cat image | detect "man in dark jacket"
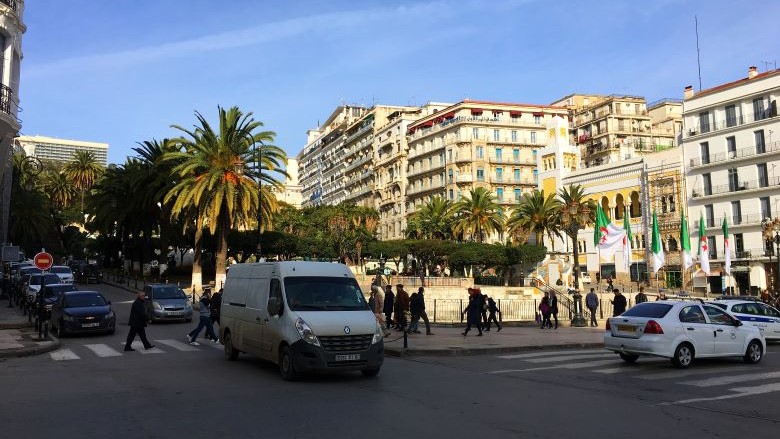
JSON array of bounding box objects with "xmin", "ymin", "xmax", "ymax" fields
[
  {"xmin": 383, "ymin": 285, "xmax": 395, "ymax": 329},
  {"xmin": 124, "ymin": 290, "xmax": 154, "ymax": 351},
  {"xmin": 612, "ymin": 289, "xmax": 627, "ymax": 316},
  {"xmin": 408, "ymin": 291, "xmax": 422, "ymax": 334},
  {"xmin": 210, "ymin": 288, "xmax": 223, "ymax": 326},
  {"xmin": 549, "ymin": 290, "xmax": 559, "ymax": 329},
  {"xmin": 634, "ymin": 286, "xmax": 648, "ymax": 304},
  {"xmin": 462, "ymin": 288, "xmax": 484, "ymax": 336},
  {"xmin": 485, "ymin": 296, "xmax": 502, "ymax": 332}
]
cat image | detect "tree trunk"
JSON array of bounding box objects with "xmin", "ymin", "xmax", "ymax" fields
[
  {"xmin": 191, "ymin": 215, "xmax": 204, "ymax": 294},
  {"xmin": 214, "ymin": 212, "xmax": 229, "ymax": 289}
]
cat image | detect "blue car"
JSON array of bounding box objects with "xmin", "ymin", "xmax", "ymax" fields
[{"xmin": 51, "ymin": 291, "xmax": 116, "ymax": 337}]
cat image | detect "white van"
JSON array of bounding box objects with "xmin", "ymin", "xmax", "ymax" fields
[{"xmin": 220, "ymin": 261, "xmax": 384, "ymax": 380}]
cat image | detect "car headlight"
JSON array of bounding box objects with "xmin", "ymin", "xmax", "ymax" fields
[
  {"xmin": 371, "ymin": 322, "xmax": 383, "ymax": 345},
  {"xmin": 105, "ymin": 311, "xmax": 114, "ymax": 319},
  {"xmin": 152, "ymin": 301, "xmax": 162, "ymax": 311},
  {"xmin": 295, "ymin": 318, "xmax": 321, "ymax": 347},
  {"xmin": 63, "ymin": 314, "xmax": 76, "ymax": 322}
]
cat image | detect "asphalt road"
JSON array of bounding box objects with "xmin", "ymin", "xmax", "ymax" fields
[{"xmin": 0, "ymin": 282, "xmax": 778, "ymax": 438}]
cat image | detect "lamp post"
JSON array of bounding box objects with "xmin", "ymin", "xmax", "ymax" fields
[
  {"xmin": 255, "ymin": 142, "xmax": 263, "ymax": 260},
  {"xmin": 761, "ymin": 218, "xmax": 780, "ymax": 295}
]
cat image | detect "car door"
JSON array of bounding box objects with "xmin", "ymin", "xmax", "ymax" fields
[
  {"xmin": 678, "ymin": 305, "xmax": 714, "ymax": 356},
  {"xmin": 244, "ymin": 278, "xmax": 268, "ymax": 357},
  {"xmin": 262, "ymin": 278, "xmax": 285, "ymax": 359},
  {"xmin": 758, "ymin": 304, "xmax": 780, "ymax": 339},
  {"xmin": 703, "ymin": 305, "xmax": 744, "ymax": 355}
]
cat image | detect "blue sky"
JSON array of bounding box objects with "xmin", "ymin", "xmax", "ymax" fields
[{"xmin": 20, "ymin": 0, "xmax": 780, "ymax": 164}]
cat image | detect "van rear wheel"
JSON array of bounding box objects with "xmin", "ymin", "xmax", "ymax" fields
[
  {"xmin": 279, "ymin": 346, "xmax": 298, "ymax": 381},
  {"xmin": 224, "ymin": 331, "xmax": 239, "ymax": 361}
]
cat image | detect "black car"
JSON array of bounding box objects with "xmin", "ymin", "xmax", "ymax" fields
[
  {"xmin": 75, "ymin": 263, "xmax": 103, "ymax": 284},
  {"xmin": 39, "ymin": 283, "xmax": 79, "ymax": 318},
  {"xmin": 51, "ymin": 291, "xmax": 116, "ymax": 337}
]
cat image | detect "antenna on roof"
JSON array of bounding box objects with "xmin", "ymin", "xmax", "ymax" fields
[
  {"xmin": 695, "ymin": 15, "xmax": 703, "ymax": 91},
  {"xmin": 761, "ymin": 61, "xmax": 778, "ymax": 71}
]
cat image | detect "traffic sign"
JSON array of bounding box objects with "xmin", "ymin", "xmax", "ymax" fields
[
  {"xmin": 383, "ymin": 268, "xmax": 391, "ymax": 276},
  {"xmin": 34, "ymin": 252, "xmax": 53, "ymax": 271}
]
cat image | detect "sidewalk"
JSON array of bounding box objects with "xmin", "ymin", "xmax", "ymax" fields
[
  {"xmin": 383, "ymin": 324, "xmax": 604, "ymax": 357},
  {"xmin": 0, "ymin": 300, "xmax": 60, "ymax": 359}
]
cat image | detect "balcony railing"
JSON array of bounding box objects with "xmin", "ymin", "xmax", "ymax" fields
[
  {"xmin": 692, "ymin": 176, "xmax": 780, "ymax": 198},
  {"xmin": 689, "ymin": 140, "xmax": 780, "ymax": 168},
  {"xmin": 704, "ymin": 213, "xmax": 765, "ymax": 228},
  {"xmin": 686, "ymin": 110, "xmax": 778, "ymax": 138},
  {"xmin": 0, "ymin": 84, "xmax": 14, "ymax": 118},
  {"xmin": 0, "ymin": 0, "xmax": 18, "ymax": 11},
  {"xmin": 488, "ymin": 155, "xmax": 536, "ymax": 165}
]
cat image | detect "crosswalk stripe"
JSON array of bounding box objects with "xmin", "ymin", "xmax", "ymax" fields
[
  {"xmin": 681, "ymin": 371, "xmax": 780, "ymax": 387},
  {"xmin": 666, "ymin": 382, "xmax": 780, "ymax": 405},
  {"xmin": 498, "ymin": 349, "xmax": 602, "ymax": 360},
  {"xmin": 202, "ymin": 341, "xmax": 223, "ymax": 350},
  {"xmin": 84, "ymin": 344, "xmax": 122, "ymax": 357},
  {"xmin": 118, "ymin": 342, "xmax": 165, "ymax": 354},
  {"xmin": 593, "ymin": 367, "xmax": 628, "ymax": 374},
  {"xmin": 526, "ymin": 353, "xmax": 613, "ymax": 364},
  {"xmin": 638, "ymin": 366, "xmax": 748, "ymax": 381},
  {"xmin": 156, "ymin": 339, "xmax": 200, "ymax": 352},
  {"xmin": 50, "ymin": 349, "xmax": 80, "ymax": 361},
  {"xmin": 558, "ymin": 359, "xmax": 617, "ymax": 369}
]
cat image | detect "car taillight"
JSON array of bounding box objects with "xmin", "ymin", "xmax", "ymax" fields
[
  {"xmin": 605, "ymin": 320, "xmax": 611, "ymax": 331},
  {"xmin": 644, "ymin": 320, "xmax": 664, "ymax": 334}
]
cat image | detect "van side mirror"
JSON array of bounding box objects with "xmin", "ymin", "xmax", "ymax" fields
[{"xmin": 734, "ymin": 319, "xmax": 742, "ymax": 327}]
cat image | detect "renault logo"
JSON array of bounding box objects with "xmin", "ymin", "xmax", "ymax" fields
[{"xmin": 344, "ymin": 326, "xmax": 351, "ymax": 334}]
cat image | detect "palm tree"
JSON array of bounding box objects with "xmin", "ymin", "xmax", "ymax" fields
[
  {"xmin": 64, "ymin": 150, "xmax": 104, "ymax": 213},
  {"xmin": 508, "ymin": 189, "xmax": 560, "ymax": 247},
  {"xmin": 406, "ymin": 196, "xmax": 456, "ymax": 239},
  {"xmin": 43, "ymin": 170, "xmax": 76, "ymax": 210},
  {"xmin": 558, "ymin": 184, "xmax": 597, "ymax": 289},
  {"xmin": 453, "ymin": 188, "xmax": 504, "ymax": 243},
  {"xmin": 164, "ymin": 106, "xmax": 287, "ymax": 289}
]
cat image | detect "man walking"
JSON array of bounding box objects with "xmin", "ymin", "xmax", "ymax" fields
[
  {"xmin": 485, "ymin": 296, "xmax": 502, "ymax": 332},
  {"xmin": 187, "ymin": 289, "xmax": 218, "ymax": 345},
  {"xmin": 409, "ymin": 287, "xmax": 433, "ymax": 335},
  {"xmin": 586, "ymin": 288, "xmax": 599, "ymax": 327},
  {"xmin": 125, "ymin": 290, "xmax": 154, "ymax": 352},
  {"xmin": 394, "ymin": 284, "xmax": 410, "ymax": 332},
  {"xmin": 210, "ymin": 288, "xmax": 223, "ymax": 327},
  {"xmin": 549, "ymin": 290, "xmax": 559, "ymax": 329},
  {"xmin": 383, "ymin": 285, "xmax": 395, "ymax": 330},
  {"xmin": 611, "ymin": 289, "xmax": 627, "ymax": 316},
  {"xmin": 634, "ymin": 286, "xmax": 648, "ymax": 304}
]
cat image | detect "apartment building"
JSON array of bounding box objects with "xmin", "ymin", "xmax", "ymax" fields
[
  {"xmin": 683, "ymin": 66, "xmax": 780, "ymax": 295},
  {"xmin": 271, "ymin": 158, "xmax": 303, "ymax": 209},
  {"xmin": 405, "ymin": 100, "xmax": 567, "ymax": 241},
  {"xmin": 0, "ymin": 0, "xmax": 25, "ymax": 243},
  {"xmin": 553, "ymin": 94, "xmax": 680, "ymax": 168},
  {"xmin": 374, "ymin": 104, "xmax": 448, "ymax": 240},
  {"xmin": 16, "ymin": 135, "xmax": 110, "ymax": 166},
  {"xmin": 297, "ymin": 105, "xmax": 368, "ymax": 207}
]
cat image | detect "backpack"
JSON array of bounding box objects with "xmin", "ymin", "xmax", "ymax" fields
[{"xmin": 368, "ymin": 296, "xmax": 376, "ymax": 312}]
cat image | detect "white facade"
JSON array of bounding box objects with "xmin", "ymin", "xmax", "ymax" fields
[
  {"xmin": 272, "ymin": 158, "xmax": 303, "ymax": 208},
  {"xmin": 15, "ymin": 135, "xmax": 110, "ymax": 166},
  {"xmin": 683, "ymin": 66, "xmax": 780, "ymax": 295}
]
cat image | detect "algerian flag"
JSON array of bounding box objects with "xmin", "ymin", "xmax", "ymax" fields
[
  {"xmin": 596, "ymin": 205, "xmax": 625, "ymax": 260},
  {"xmin": 593, "ymin": 204, "xmax": 607, "ymax": 247},
  {"xmin": 651, "ymin": 211, "xmax": 664, "ymax": 274},
  {"xmin": 723, "ymin": 217, "xmax": 731, "ymax": 275},
  {"xmin": 698, "ymin": 213, "xmax": 710, "ymax": 275},
  {"xmin": 680, "ymin": 209, "xmax": 693, "ymax": 271},
  {"xmin": 622, "ymin": 207, "xmax": 632, "ymax": 270}
]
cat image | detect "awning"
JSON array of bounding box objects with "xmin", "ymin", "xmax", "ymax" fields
[
  {"xmin": 471, "ymin": 108, "xmax": 483, "ymax": 115},
  {"xmin": 509, "ymin": 111, "xmax": 522, "ymax": 117},
  {"xmin": 492, "ymin": 110, "xmax": 503, "ymax": 114},
  {"xmin": 532, "ymin": 111, "xmax": 544, "ymax": 117},
  {"xmin": 422, "ymin": 121, "xmax": 434, "ymax": 127},
  {"xmin": 444, "ymin": 112, "xmax": 456, "ymax": 119}
]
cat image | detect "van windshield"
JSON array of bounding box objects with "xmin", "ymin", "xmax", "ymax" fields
[{"xmin": 284, "ymin": 277, "xmax": 368, "ymax": 311}]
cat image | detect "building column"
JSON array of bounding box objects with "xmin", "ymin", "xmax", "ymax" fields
[{"xmin": 0, "ymin": 135, "xmax": 13, "ymax": 244}]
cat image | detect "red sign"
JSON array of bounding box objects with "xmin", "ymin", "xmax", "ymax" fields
[{"xmin": 34, "ymin": 252, "xmax": 53, "ymax": 271}]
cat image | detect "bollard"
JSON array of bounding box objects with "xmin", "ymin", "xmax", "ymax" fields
[
  {"xmin": 44, "ymin": 321, "xmax": 49, "ymax": 339},
  {"xmin": 433, "ymin": 299, "xmax": 437, "ymax": 323},
  {"xmin": 403, "ymin": 330, "xmax": 408, "ymax": 349}
]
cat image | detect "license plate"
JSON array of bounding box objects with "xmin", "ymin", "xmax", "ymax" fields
[
  {"xmin": 617, "ymin": 325, "xmax": 634, "ymax": 332},
  {"xmin": 334, "ymin": 354, "xmax": 360, "ymax": 361},
  {"xmin": 167, "ymin": 311, "xmax": 183, "ymax": 316},
  {"xmin": 81, "ymin": 323, "xmax": 100, "ymax": 328}
]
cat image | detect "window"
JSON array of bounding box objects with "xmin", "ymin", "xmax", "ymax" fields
[
  {"xmin": 513, "ymin": 148, "xmax": 520, "ymax": 162},
  {"xmin": 726, "ymin": 136, "xmax": 736, "ymax": 158},
  {"xmin": 513, "ymin": 168, "xmax": 520, "ymax": 182},
  {"xmin": 283, "ymin": 276, "xmax": 366, "ymax": 311},
  {"xmin": 476, "ymin": 168, "xmax": 484, "ymax": 181},
  {"xmin": 493, "ymin": 129, "xmax": 500, "ymax": 141},
  {"xmin": 448, "ymin": 169, "xmax": 454, "ymax": 183},
  {"xmin": 472, "ymin": 128, "xmax": 480, "ymax": 139},
  {"xmin": 755, "ymin": 130, "xmax": 766, "ymax": 154},
  {"xmin": 427, "ymin": 157, "xmax": 433, "ymax": 169},
  {"xmin": 735, "ymin": 233, "xmax": 744, "ymax": 255},
  {"xmin": 530, "ymin": 131, "xmax": 537, "ymax": 144},
  {"xmin": 708, "ymin": 236, "xmax": 717, "ymax": 258},
  {"xmin": 704, "ymin": 305, "xmax": 735, "ymax": 325},
  {"xmin": 761, "ymin": 197, "xmax": 772, "ymax": 219},
  {"xmin": 533, "ymin": 169, "xmax": 538, "ymax": 183},
  {"xmin": 476, "ymin": 146, "xmax": 484, "ymax": 159},
  {"xmin": 679, "ymin": 305, "xmax": 706, "ymax": 323},
  {"xmin": 268, "ymin": 278, "xmax": 283, "ymax": 315},
  {"xmin": 758, "ymin": 163, "xmax": 768, "ymax": 187},
  {"xmin": 496, "ymin": 188, "xmax": 504, "ymax": 202},
  {"xmin": 728, "ymin": 168, "xmax": 739, "ymax": 191},
  {"xmin": 514, "ymin": 188, "xmax": 521, "ymax": 202},
  {"xmin": 448, "ymin": 149, "xmax": 453, "ymax": 161},
  {"xmin": 753, "ymin": 97, "xmax": 766, "ymax": 121},
  {"xmin": 760, "ymin": 304, "xmax": 780, "ymax": 318},
  {"xmin": 495, "ymin": 148, "xmax": 503, "ymax": 162},
  {"xmin": 731, "ymin": 200, "xmax": 742, "ymax": 225},
  {"xmin": 699, "ymin": 111, "xmax": 710, "ymax": 133},
  {"xmin": 449, "ymin": 189, "xmax": 454, "ymax": 200},
  {"xmin": 511, "ymin": 131, "xmax": 518, "ymax": 142},
  {"xmin": 725, "ymin": 104, "xmax": 737, "ymax": 127},
  {"xmin": 703, "ymin": 174, "xmax": 712, "ymax": 195},
  {"xmin": 705, "ymin": 205, "xmax": 714, "ymax": 227},
  {"xmin": 495, "ymin": 167, "xmax": 503, "ymax": 182},
  {"xmin": 700, "ymin": 142, "xmax": 710, "ymax": 164},
  {"xmin": 534, "ymin": 115, "xmax": 541, "ymax": 125}
]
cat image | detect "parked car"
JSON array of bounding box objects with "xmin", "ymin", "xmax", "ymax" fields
[
  {"xmin": 25, "ymin": 273, "xmax": 61, "ymax": 303},
  {"xmin": 708, "ymin": 299, "xmax": 780, "ymax": 341},
  {"xmin": 604, "ymin": 300, "xmax": 765, "ymax": 368},
  {"xmin": 144, "ymin": 284, "xmax": 193, "ymax": 323},
  {"xmin": 50, "ymin": 266, "xmax": 75, "ymax": 284},
  {"xmin": 75, "ymin": 263, "xmax": 103, "ymax": 284},
  {"xmin": 40, "ymin": 283, "xmax": 79, "ymax": 318},
  {"xmin": 579, "ymin": 273, "xmax": 592, "ymax": 284},
  {"xmin": 51, "ymin": 291, "xmax": 116, "ymax": 337}
]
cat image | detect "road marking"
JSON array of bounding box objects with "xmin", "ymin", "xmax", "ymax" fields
[
  {"xmin": 202, "ymin": 341, "xmax": 223, "ymax": 350},
  {"xmin": 84, "ymin": 344, "xmax": 122, "ymax": 357},
  {"xmin": 489, "ymin": 359, "xmax": 618, "ymax": 374},
  {"xmin": 118, "ymin": 342, "xmax": 165, "ymax": 354},
  {"xmin": 155, "ymin": 339, "xmax": 200, "ymax": 352},
  {"xmin": 526, "ymin": 353, "xmax": 613, "ymax": 364},
  {"xmin": 593, "ymin": 367, "xmax": 628, "ymax": 374},
  {"xmin": 664, "ymin": 382, "xmax": 780, "ymax": 405},
  {"xmin": 498, "ymin": 349, "xmax": 603, "ymax": 360},
  {"xmin": 638, "ymin": 366, "xmax": 747, "ymax": 381},
  {"xmin": 50, "ymin": 349, "xmax": 80, "ymax": 361},
  {"xmin": 682, "ymin": 371, "xmax": 780, "ymax": 387}
]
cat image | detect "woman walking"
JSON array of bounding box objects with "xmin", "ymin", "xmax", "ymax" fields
[
  {"xmin": 462, "ymin": 288, "xmax": 484, "ymax": 336},
  {"xmin": 539, "ymin": 291, "xmax": 552, "ymax": 329}
]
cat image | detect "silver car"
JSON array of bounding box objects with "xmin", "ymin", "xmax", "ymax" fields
[{"xmin": 144, "ymin": 284, "xmax": 193, "ymax": 323}]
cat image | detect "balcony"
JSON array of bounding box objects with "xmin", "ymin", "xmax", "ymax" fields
[
  {"xmin": 0, "ymin": 84, "xmax": 16, "ymax": 121},
  {"xmin": 488, "ymin": 155, "xmax": 536, "ymax": 165},
  {"xmin": 343, "ymin": 154, "xmax": 373, "ymax": 174},
  {"xmin": 456, "ymin": 175, "xmax": 473, "ymax": 183},
  {"xmin": 689, "ymin": 140, "xmax": 780, "ymax": 168},
  {"xmin": 692, "ymin": 176, "xmax": 780, "ymax": 199},
  {"xmin": 703, "ymin": 213, "xmax": 765, "ymax": 229},
  {"xmin": 0, "ymin": 0, "xmax": 18, "ymax": 11},
  {"xmin": 344, "ymin": 124, "xmax": 373, "ymax": 145},
  {"xmin": 406, "ymin": 183, "xmax": 444, "ymax": 197},
  {"xmin": 407, "ymin": 163, "xmax": 444, "ymax": 179},
  {"xmin": 686, "ymin": 110, "xmax": 779, "ymax": 138}
]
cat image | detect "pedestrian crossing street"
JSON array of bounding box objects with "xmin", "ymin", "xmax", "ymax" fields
[
  {"xmin": 49, "ymin": 338, "xmax": 223, "ymax": 361},
  {"xmin": 489, "ymin": 349, "xmax": 780, "ymax": 405}
]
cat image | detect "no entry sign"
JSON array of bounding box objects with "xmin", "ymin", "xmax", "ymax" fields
[{"xmin": 34, "ymin": 252, "xmax": 53, "ymax": 271}]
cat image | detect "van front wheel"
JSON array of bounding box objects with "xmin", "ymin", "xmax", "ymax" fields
[
  {"xmin": 279, "ymin": 346, "xmax": 298, "ymax": 381},
  {"xmin": 224, "ymin": 331, "xmax": 239, "ymax": 361}
]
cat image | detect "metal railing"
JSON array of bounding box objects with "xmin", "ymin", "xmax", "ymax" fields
[
  {"xmin": 0, "ymin": 85, "xmax": 14, "ymax": 118},
  {"xmin": 693, "ymin": 176, "xmax": 780, "ymax": 198},
  {"xmin": 0, "ymin": 0, "xmax": 18, "ymax": 11},
  {"xmin": 689, "ymin": 141, "xmax": 780, "ymax": 167},
  {"xmin": 687, "ymin": 111, "xmax": 779, "ymax": 138}
]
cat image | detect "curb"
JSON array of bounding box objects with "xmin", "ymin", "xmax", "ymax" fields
[
  {"xmin": 0, "ymin": 321, "xmax": 33, "ymax": 330},
  {"xmin": 0, "ymin": 334, "xmax": 61, "ymax": 359},
  {"xmin": 384, "ymin": 342, "xmax": 604, "ymax": 357},
  {"xmin": 102, "ymin": 280, "xmax": 140, "ymax": 295}
]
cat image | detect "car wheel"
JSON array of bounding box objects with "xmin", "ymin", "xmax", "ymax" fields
[
  {"xmin": 671, "ymin": 342, "xmax": 694, "ymax": 368},
  {"xmin": 361, "ymin": 367, "xmax": 381, "ymax": 378},
  {"xmin": 224, "ymin": 331, "xmax": 239, "ymax": 361},
  {"xmin": 619, "ymin": 353, "xmax": 639, "ymax": 364},
  {"xmin": 744, "ymin": 339, "xmax": 763, "ymax": 364},
  {"xmin": 279, "ymin": 345, "xmax": 297, "ymax": 381}
]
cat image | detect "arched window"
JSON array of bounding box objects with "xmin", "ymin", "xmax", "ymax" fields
[
  {"xmin": 630, "ymin": 191, "xmax": 641, "ymax": 218},
  {"xmin": 615, "ymin": 194, "xmax": 625, "ymax": 220},
  {"xmin": 669, "ymin": 196, "xmax": 676, "ymax": 212},
  {"xmin": 601, "ymin": 196, "xmax": 611, "ymax": 220},
  {"xmin": 668, "ymin": 237, "xmax": 678, "ymax": 251},
  {"xmin": 661, "ymin": 197, "xmax": 667, "ymax": 214}
]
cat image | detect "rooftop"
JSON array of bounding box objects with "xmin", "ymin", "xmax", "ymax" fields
[
  {"xmin": 686, "ymin": 68, "xmax": 780, "ymax": 100},
  {"xmin": 16, "ymin": 135, "xmax": 108, "ymax": 148}
]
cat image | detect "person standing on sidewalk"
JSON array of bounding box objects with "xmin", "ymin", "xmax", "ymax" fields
[
  {"xmin": 634, "ymin": 286, "xmax": 648, "ymax": 304},
  {"xmin": 611, "ymin": 289, "xmax": 627, "ymax": 316},
  {"xmin": 539, "ymin": 292, "xmax": 552, "ymax": 329},
  {"xmin": 124, "ymin": 290, "xmax": 154, "ymax": 352},
  {"xmin": 485, "ymin": 296, "xmax": 502, "ymax": 332},
  {"xmin": 586, "ymin": 288, "xmax": 599, "ymax": 327},
  {"xmin": 371, "ymin": 285, "xmax": 391, "ymax": 337},
  {"xmin": 187, "ymin": 290, "xmax": 218, "ymax": 345},
  {"xmin": 462, "ymin": 288, "xmax": 483, "ymax": 336},
  {"xmin": 416, "ymin": 287, "xmax": 433, "ymax": 335},
  {"xmin": 549, "ymin": 290, "xmax": 559, "ymax": 329},
  {"xmin": 394, "ymin": 284, "xmax": 410, "ymax": 332},
  {"xmin": 383, "ymin": 285, "xmax": 395, "ymax": 330},
  {"xmin": 407, "ymin": 290, "xmax": 422, "ymax": 334}
]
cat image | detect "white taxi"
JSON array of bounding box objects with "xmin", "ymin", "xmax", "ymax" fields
[
  {"xmin": 707, "ymin": 299, "xmax": 780, "ymax": 341},
  {"xmin": 604, "ymin": 300, "xmax": 765, "ymax": 368}
]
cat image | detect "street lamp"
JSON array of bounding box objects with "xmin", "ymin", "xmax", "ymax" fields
[
  {"xmin": 761, "ymin": 218, "xmax": 780, "ymax": 295},
  {"xmin": 254, "ymin": 142, "xmax": 263, "ymax": 260}
]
